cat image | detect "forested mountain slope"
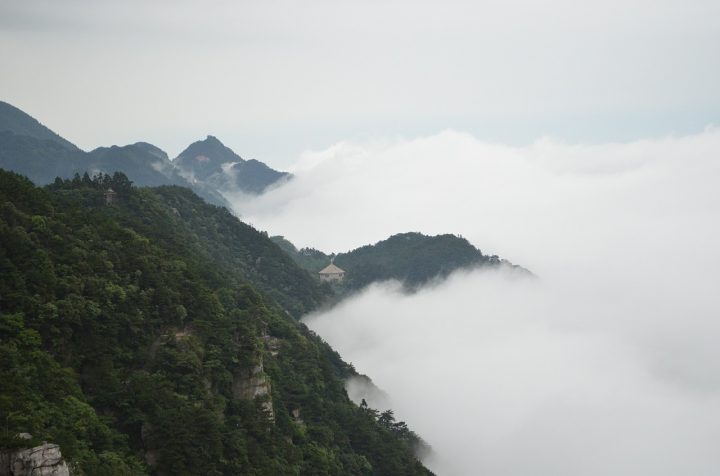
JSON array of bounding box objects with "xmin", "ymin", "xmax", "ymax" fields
[
  {"xmin": 0, "ymin": 170, "xmax": 432, "ymax": 475},
  {"xmin": 273, "ymin": 232, "xmax": 526, "ymax": 292},
  {"xmin": 0, "ymin": 130, "xmax": 86, "ymax": 185}
]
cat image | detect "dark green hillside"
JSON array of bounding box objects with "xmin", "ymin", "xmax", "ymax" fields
[
  {"xmin": 111, "ymin": 184, "xmax": 332, "ymax": 318},
  {"xmin": 272, "ymin": 236, "xmax": 332, "ymax": 274},
  {"xmin": 335, "ymin": 232, "xmax": 506, "ymax": 290},
  {"xmin": 0, "ymin": 101, "xmax": 79, "ymax": 151},
  {"xmin": 0, "ymin": 131, "xmax": 86, "ymax": 184},
  {"xmin": 0, "ymin": 170, "xmax": 432, "ymax": 475},
  {"xmin": 274, "ymin": 232, "xmax": 523, "ymax": 292}
]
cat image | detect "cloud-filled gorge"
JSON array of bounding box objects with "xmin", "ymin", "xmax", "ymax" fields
[{"xmin": 233, "ymin": 129, "xmax": 720, "ymax": 475}]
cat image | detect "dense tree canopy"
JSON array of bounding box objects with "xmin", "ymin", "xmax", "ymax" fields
[
  {"xmin": 0, "ymin": 170, "xmax": 432, "ymax": 475},
  {"xmin": 273, "ymin": 231, "xmax": 523, "ymax": 293}
]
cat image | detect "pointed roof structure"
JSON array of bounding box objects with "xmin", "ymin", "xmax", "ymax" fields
[{"xmin": 319, "ymin": 263, "xmax": 345, "ymax": 275}]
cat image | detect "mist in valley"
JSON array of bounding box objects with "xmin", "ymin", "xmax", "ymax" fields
[{"xmin": 231, "ymin": 129, "xmax": 720, "ymax": 475}]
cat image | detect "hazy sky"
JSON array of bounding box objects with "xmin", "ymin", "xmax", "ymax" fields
[{"xmin": 1, "ymin": 0, "xmax": 719, "ymax": 167}]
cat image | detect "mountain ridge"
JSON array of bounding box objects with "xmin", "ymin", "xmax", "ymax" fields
[
  {"xmin": 0, "ymin": 101, "xmax": 80, "ymax": 151},
  {"xmin": 0, "ymin": 101, "xmax": 289, "ymax": 203},
  {"xmin": 174, "ymin": 135, "xmax": 290, "ymax": 195},
  {"xmin": 273, "ymin": 232, "xmax": 529, "ymax": 292}
]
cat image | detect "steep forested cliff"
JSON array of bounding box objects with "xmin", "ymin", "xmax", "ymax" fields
[{"xmin": 0, "ymin": 170, "xmax": 432, "ymax": 475}]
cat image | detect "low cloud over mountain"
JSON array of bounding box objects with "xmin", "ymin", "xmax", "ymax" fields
[{"xmin": 236, "ymin": 128, "xmax": 720, "ymax": 475}]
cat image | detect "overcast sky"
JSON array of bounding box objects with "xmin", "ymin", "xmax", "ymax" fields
[{"xmin": 1, "ymin": 0, "xmax": 719, "ymax": 167}]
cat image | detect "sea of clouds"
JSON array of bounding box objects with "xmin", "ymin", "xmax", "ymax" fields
[{"xmin": 231, "ymin": 129, "xmax": 720, "ymax": 475}]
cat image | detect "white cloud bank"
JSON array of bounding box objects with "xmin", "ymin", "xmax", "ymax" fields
[{"xmin": 233, "ymin": 129, "xmax": 720, "ymax": 475}]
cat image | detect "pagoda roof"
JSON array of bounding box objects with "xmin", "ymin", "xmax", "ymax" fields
[{"xmin": 319, "ymin": 263, "xmax": 345, "ymax": 275}]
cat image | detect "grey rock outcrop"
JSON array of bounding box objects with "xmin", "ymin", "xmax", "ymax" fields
[
  {"xmin": 0, "ymin": 443, "xmax": 70, "ymax": 476},
  {"xmin": 233, "ymin": 357, "xmax": 274, "ymax": 418}
]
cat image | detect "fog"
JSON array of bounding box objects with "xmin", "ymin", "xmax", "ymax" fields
[{"xmin": 232, "ymin": 129, "xmax": 720, "ymax": 474}]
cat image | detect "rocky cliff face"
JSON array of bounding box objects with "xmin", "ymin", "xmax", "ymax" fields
[
  {"xmin": 233, "ymin": 357, "xmax": 274, "ymax": 418},
  {"xmin": 0, "ymin": 442, "xmax": 70, "ymax": 476}
]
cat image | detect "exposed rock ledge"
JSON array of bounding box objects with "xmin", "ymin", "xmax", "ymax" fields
[
  {"xmin": 233, "ymin": 357, "xmax": 274, "ymax": 419},
  {"xmin": 0, "ymin": 442, "xmax": 70, "ymax": 476}
]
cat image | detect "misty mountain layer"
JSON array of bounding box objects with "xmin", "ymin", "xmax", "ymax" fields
[
  {"xmin": 0, "ymin": 101, "xmax": 288, "ymax": 206},
  {"xmin": 175, "ymin": 135, "xmax": 290, "ymax": 194}
]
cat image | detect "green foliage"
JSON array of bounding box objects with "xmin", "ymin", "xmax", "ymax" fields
[
  {"xmin": 0, "ymin": 169, "xmax": 432, "ymax": 475},
  {"xmin": 275, "ymin": 232, "xmax": 520, "ymax": 293},
  {"xmin": 271, "ymin": 236, "xmax": 333, "ymax": 274},
  {"xmin": 335, "ymin": 232, "xmax": 502, "ymax": 290}
]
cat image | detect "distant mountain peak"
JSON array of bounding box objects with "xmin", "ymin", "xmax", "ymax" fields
[
  {"xmin": 174, "ymin": 135, "xmax": 290, "ymax": 194},
  {"xmin": 192, "ymin": 134, "xmax": 234, "ymax": 151}
]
